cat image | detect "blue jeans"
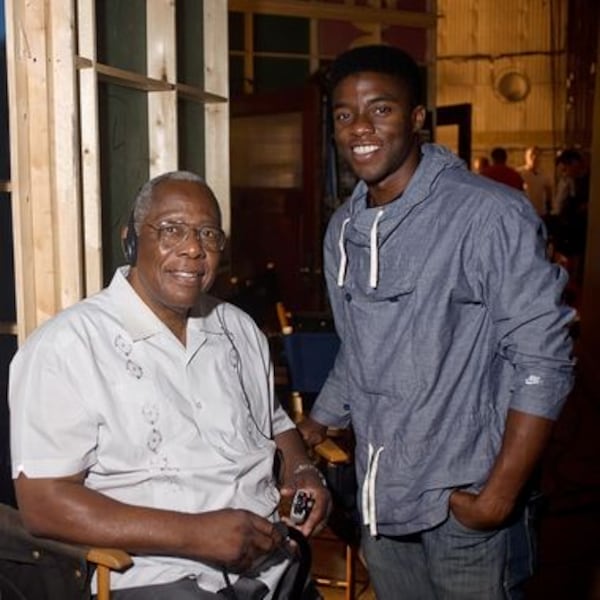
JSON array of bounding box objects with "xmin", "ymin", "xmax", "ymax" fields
[{"xmin": 361, "ymin": 504, "xmax": 536, "ymax": 599}]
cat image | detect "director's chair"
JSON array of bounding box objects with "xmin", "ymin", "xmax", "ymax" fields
[
  {"xmin": 276, "ymin": 302, "xmax": 360, "ymax": 600},
  {"xmin": 0, "ymin": 502, "xmax": 132, "ymax": 600}
]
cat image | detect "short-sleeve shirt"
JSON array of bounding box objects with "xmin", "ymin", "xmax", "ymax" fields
[
  {"xmin": 517, "ymin": 166, "xmax": 552, "ymax": 215},
  {"xmin": 10, "ymin": 267, "xmax": 295, "ymax": 593}
]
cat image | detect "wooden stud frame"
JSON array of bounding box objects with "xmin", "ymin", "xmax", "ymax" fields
[
  {"xmin": 228, "ymin": 0, "xmax": 436, "ymax": 105},
  {"xmin": 5, "ymin": 0, "xmax": 229, "ymax": 341},
  {"xmin": 228, "ymin": 0, "xmax": 436, "ymax": 29}
]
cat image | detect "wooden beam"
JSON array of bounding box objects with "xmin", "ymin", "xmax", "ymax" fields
[
  {"xmin": 6, "ymin": 0, "xmax": 54, "ymax": 340},
  {"xmin": 228, "ymin": 0, "xmax": 436, "ymax": 29},
  {"xmin": 204, "ymin": 0, "xmax": 231, "ymax": 236},
  {"xmin": 77, "ymin": 0, "xmax": 103, "ymax": 296},
  {"xmin": 175, "ymin": 83, "xmax": 227, "ymax": 105},
  {"xmin": 48, "ymin": 0, "xmax": 84, "ymax": 308},
  {"xmin": 147, "ymin": 0, "xmax": 178, "ymax": 176},
  {"xmin": 0, "ymin": 322, "xmax": 18, "ymax": 335},
  {"xmin": 76, "ymin": 58, "xmax": 174, "ymax": 92}
]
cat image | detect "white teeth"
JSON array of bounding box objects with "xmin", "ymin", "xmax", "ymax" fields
[
  {"xmin": 353, "ymin": 145, "xmax": 378, "ymax": 155},
  {"xmin": 173, "ymin": 271, "xmax": 199, "ymax": 279}
]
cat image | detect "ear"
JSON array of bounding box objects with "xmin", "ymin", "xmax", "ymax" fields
[{"xmin": 411, "ymin": 105, "xmax": 426, "ymax": 132}]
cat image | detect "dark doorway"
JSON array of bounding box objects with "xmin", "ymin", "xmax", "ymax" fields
[
  {"xmin": 229, "ymin": 83, "xmax": 328, "ymax": 314},
  {"xmin": 435, "ymin": 103, "xmax": 473, "ymax": 167}
]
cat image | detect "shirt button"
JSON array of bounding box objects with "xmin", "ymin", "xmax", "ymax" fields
[{"xmin": 345, "ymin": 292, "xmax": 352, "ymax": 302}]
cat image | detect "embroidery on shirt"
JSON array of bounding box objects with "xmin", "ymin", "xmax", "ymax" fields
[
  {"xmin": 126, "ymin": 359, "xmax": 143, "ymax": 379},
  {"xmin": 114, "ymin": 334, "xmax": 144, "ymax": 378},
  {"xmin": 525, "ymin": 374, "xmax": 542, "ymax": 385},
  {"xmin": 113, "ymin": 334, "xmax": 172, "ymax": 474},
  {"xmin": 142, "ymin": 402, "xmax": 163, "ymax": 453},
  {"xmin": 147, "ymin": 428, "xmax": 163, "ymax": 452},
  {"xmin": 142, "ymin": 402, "xmax": 159, "ymax": 424},
  {"xmin": 113, "ymin": 334, "xmax": 132, "ymax": 356}
]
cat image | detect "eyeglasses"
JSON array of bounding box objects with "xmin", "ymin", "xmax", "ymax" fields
[{"xmin": 143, "ymin": 221, "xmax": 226, "ymax": 253}]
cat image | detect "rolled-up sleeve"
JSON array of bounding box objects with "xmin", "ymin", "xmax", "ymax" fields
[{"xmin": 480, "ymin": 205, "xmax": 575, "ymax": 419}]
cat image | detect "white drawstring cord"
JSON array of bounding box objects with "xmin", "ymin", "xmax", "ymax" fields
[
  {"xmin": 368, "ymin": 447, "xmax": 383, "ymax": 536},
  {"xmin": 362, "ymin": 442, "xmax": 384, "ymax": 536},
  {"xmin": 337, "ymin": 217, "xmax": 351, "ymax": 287},
  {"xmin": 362, "ymin": 443, "xmax": 374, "ymax": 527},
  {"xmin": 369, "ymin": 209, "xmax": 384, "ymax": 288}
]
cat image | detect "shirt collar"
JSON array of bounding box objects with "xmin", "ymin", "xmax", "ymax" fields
[{"xmin": 108, "ymin": 267, "xmax": 166, "ymax": 341}]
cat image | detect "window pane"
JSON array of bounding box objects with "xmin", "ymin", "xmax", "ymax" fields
[
  {"xmin": 176, "ymin": 0, "xmax": 204, "ymax": 87},
  {"xmin": 178, "ymin": 98, "xmax": 205, "ymax": 177},
  {"xmin": 98, "ymin": 83, "xmax": 149, "ymax": 283},
  {"xmin": 229, "ymin": 11, "xmax": 244, "ymax": 52},
  {"xmin": 229, "ymin": 56, "xmax": 244, "ymax": 96},
  {"xmin": 254, "ymin": 57, "xmax": 310, "ymax": 92},
  {"xmin": 96, "ymin": 0, "xmax": 147, "ymax": 75},
  {"xmin": 0, "ymin": 193, "xmax": 15, "ymax": 322},
  {"xmin": 253, "ymin": 15, "xmax": 309, "ymax": 54}
]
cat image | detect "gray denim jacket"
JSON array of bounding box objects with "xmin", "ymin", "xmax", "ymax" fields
[{"xmin": 311, "ymin": 143, "xmax": 574, "ymax": 537}]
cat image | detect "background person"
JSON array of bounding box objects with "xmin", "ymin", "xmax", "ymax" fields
[
  {"xmin": 10, "ymin": 171, "xmax": 330, "ymax": 599},
  {"xmin": 481, "ymin": 146, "xmax": 525, "ymax": 190},
  {"xmin": 517, "ymin": 145, "xmax": 553, "ymax": 217},
  {"xmin": 472, "ymin": 155, "xmax": 490, "ymax": 174},
  {"xmin": 299, "ymin": 45, "xmax": 574, "ymax": 599},
  {"xmin": 552, "ymin": 148, "xmax": 590, "ymax": 309}
]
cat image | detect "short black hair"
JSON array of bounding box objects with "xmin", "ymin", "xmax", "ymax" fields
[
  {"xmin": 555, "ymin": 148, "xmax": 583, "ymax": 166},
  {"xmin": 326, "ymin": 44, "xmax": 423, "ymax": 108},
  {"xmin": 490, "ymin": 147, "xmax": 508, "ymax": 163}
]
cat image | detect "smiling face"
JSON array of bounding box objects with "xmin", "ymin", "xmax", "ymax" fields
[
  {"xmin": 125, "ymin": 179, "xmax": 222, "ymax": 334},
  {"xmin": 332, "ymin": 71, "xmax": 425, "ymax": 205}
]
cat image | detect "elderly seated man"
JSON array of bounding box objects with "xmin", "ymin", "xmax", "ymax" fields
[{"xmin": 9, "ymin": 171, "xmax": 330, "ymax": 599}]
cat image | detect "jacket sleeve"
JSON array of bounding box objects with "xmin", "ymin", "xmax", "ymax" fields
[{"xmin": 478, "ymin": 201, "xmax": 575, "ymax": 419}]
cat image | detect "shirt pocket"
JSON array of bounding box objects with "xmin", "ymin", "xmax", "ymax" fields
[{"xmin": 346, "ymin": 278, "xmax": 419, "ymax": 398}]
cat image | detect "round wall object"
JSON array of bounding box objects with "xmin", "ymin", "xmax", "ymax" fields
[{"xmin": 495, "ymin": 70, "xmax": 531, "ymax": 102}]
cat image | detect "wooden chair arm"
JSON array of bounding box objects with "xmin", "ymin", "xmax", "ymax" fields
[
  {"xmin": 86, "ymin": 547, "xmax": 133, "ymax": 600},
  {"xmin": 314, "ymin": 437, "xmax": 351, "ymax": 464},
  {"xmin": 86, "ymin": 546, "xmax": 132, "ymax": 570}
]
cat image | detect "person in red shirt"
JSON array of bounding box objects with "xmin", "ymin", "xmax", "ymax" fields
[{"xmin": 481, "ymin": 147, "xmax": 525, "ymax": 191}]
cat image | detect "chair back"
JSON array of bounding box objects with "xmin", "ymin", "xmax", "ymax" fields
[
  {"xmin": 0, "ymin": 503, "xmax": 92, "ymax": 599},
  {"xmin": 281, "ymin": 332, "xmax": 340, "ymax": 395}
]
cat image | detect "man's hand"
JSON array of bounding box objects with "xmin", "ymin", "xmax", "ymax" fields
[
  {"xmin": 448, "ymin": 410, "xmax": 555, "ymax": 532},
  {"xmin": 280, "ymin": 466, "xmax": 331, "ymax": 538},
  {"xmin": 297, "ymin": 416, "xmax": 328, "ymax": 447},
  {"xmin": 196, "ymin": 508, "xmax": 285, "ymax": 572},
  {"xmin": 449, "ymin": 489, "xmax": 514, "ymax": 531}
]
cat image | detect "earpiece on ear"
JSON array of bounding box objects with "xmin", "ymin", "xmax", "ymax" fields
[{"xmin": 123, "ymin": 211, "xmax": 138, "ymax": 266}]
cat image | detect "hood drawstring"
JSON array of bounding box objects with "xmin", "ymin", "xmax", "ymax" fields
[
  {"xmin": 336, "ymin": 217, "xmax": 351, "ymax": 287},
  {"xmin": 369, "ymin": 209, "xmax": 384, "ymax": 288},
  {"xmin": 337, "ymin": 210, "xmax": 384, "ymax": 289},
  {"xmin": 362, "ymin": 442, "xmax": 384, "ymax": 536}
]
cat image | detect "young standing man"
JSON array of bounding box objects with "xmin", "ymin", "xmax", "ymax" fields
[{"xmin": 300, "ymin": 45, "xmax": 574, "ymax": 599}]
